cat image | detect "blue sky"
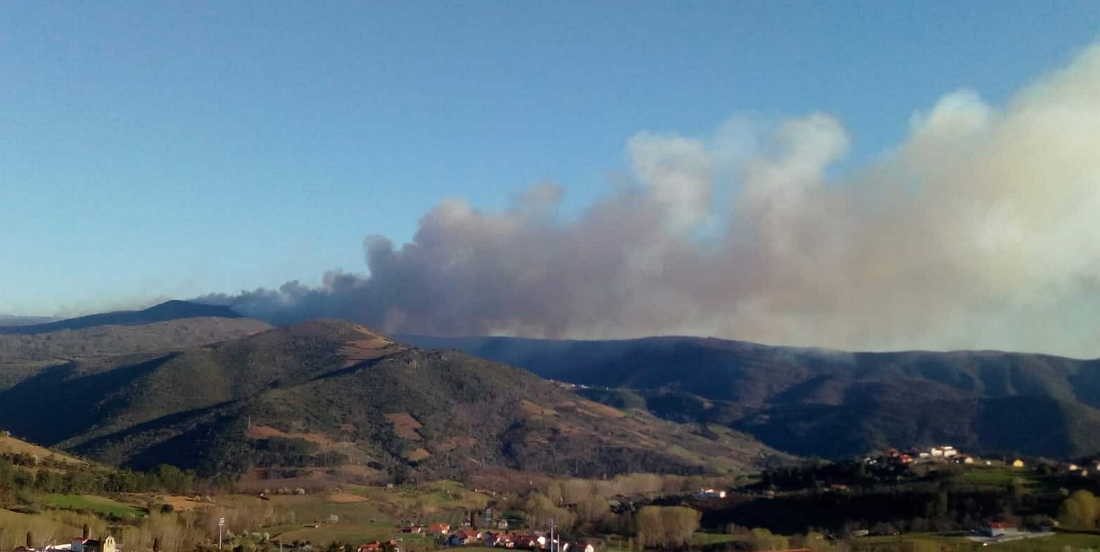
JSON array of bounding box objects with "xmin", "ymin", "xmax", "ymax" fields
[{"xmin": 2, "ymin": 1, "xmax": 1098, "ymax": 316}]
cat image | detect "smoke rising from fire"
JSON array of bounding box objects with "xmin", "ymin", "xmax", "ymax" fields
[{"xmin": 205, "ymin": 43, "xmax": 1100, "ymax": 357}]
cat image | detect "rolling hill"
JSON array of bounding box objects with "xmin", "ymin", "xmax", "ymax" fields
[
  {"xmin": 0, "ymin": 313, "xmax": 273, "ymax": 393},
  {"xmin": 0, "ymin": 314, "xmax": 60, "ymax": 327},
  {"xmin": 0, "ymin": 316, "xmax": 272, "ymax": 364},
  {"xmin": 0, "ymin": 430, "xmax": 86, "ymax": 466},
  {"xmin": 0, "ymin": 300, "xmax": 242, "ymax": 335},
  {"xmin": 0, "ymin": 321, "xmax": 779, "ymax": 483},
  {"xmin": 400, "ymin": 335, "xmax": 1100, "ymax": 459}
]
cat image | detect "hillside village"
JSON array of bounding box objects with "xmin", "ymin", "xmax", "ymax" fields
[
  {"xmin": 863, "ymin": 445, "xmax": 1100, "ymax": 477},
  {"xmin": 397, "ymin": 524, "xmax": 597, "ymax": 552}
]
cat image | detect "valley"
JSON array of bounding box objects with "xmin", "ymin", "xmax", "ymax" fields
[{"xmin": 4, "ymin": 302, "xmax": 1100, "ymax": 552}]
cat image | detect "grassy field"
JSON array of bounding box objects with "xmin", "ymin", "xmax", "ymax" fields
[
  {"xmin": 0, "ymin": 508, "xmax": 95, "ymax": 545},
  {"xmin": 0, "ymin": 434, "xmax": 85, "ymax": 465},
  {"xmin": 205, "ymin": 482, "xmax": 491, "ymax": 548},
  {"xmin": 851, "ymin": 531, "xmax": 1100, "ymax": 551},
  {"xmin": 249, "ymin": 482, "xmax": 487, "ymax": 525},
  {"xmin": 272, "ymin": 522, "xmax": 412, "ymax": 545},
  {"xmin": 993, "ymin": 532, "xmax": 1100, "ymax": 551},
  {"xmin": 690, "ymin": 532, "xmax": 739, "ymax": 546},
  {"xmin": 41, "ymin": 494, "xmax": 145, "ymax": 518},
  {"xmin": 952, "ymin": 466, "xmax": 1034, "ymax": 487}
]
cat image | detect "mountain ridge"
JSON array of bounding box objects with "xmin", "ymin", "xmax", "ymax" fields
[
  {"xmin": 400, "ymin": 333, "xmax": 1100, "ymax": 459},
  {"xmin": 0, "ymin": 314, "xmax": 61, "ymax": 327},
  {"xmin": 0, "ymin": 316, "xmax": 272, "ymax": 364},
  {"xmin": 0, "ymin": 300, "xmax": 242, "ymax": 335},
  {"xmin": 0, "ymin": 320, "xmax": 780, "ymax": 482}
]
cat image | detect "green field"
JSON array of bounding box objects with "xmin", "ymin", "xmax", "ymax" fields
[
  {"xmin": 41, "ymin": 494, "xmax": 146, "ymax": 518},
  {"xmin": 690, "ymin": 532, "xmax": 739, "ymax": 546},
  {"xmin": 851, "ymin": 531, "xmax": 1100, "ymax": 552},
  {"xmin": 993, "ymin": 532, "xmax": 1100, "ymax": 551},
  {"xmin": 211, "ymin": 483, "xmax": 491, "ymax": 549},
  {"xmin": 273, "ymin": 523, "xmax": 410, "ymax": 544},
  {"xmin": 952, "ymin": 467, "xmax": 1034, "ymax": 487}
]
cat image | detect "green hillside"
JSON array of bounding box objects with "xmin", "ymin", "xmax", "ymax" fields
[
  {"xmin": 0, "ymin": 316, "xmax": 271, "ymax": 365},
  {"xmin": 403, "ymin": 335, "xmax": 1100, "ymax": 459},
  {"xmin": 0, "ymin": 300, "xmax": 246, "ymax": 335},
  {"xmin": 0, "ymin": 321, "xmax": 779, "ymax": 483}
]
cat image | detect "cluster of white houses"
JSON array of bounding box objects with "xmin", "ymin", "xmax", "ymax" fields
[
  {"xmin": 869, "ymin": 446, "xmax": 1028, "ymax": 468},
  {"xmin": 870, "ymin": 446, "xmax": 1100, "ymax": 476},
  {"xmin": 399, "ymin": 525, "xmax": 595, "ymax": 552},
  {"xmin": 16, "ymin": 536, "xmax": 117, "ymax": 552},
  {"xmin": 1062, "ymin": 461, "xmax": 1100, "ymax": 476}
]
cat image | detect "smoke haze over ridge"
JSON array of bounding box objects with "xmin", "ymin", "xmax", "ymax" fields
[{"xmin": 204, "ymin": 42, "xmax": 1100, "ymax": 358}]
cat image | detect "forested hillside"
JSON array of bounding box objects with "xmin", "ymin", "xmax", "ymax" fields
[{"xmin": 403, "ymin": 335, "xmax": 1100, "ymax": 458}]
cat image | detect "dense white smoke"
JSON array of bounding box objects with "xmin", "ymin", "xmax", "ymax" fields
[{"xmin": 206, "ymin": 43, "xmax": 1100, "ymax": 357}]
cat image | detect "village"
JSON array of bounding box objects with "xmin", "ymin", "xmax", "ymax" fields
[
  {"xmin": 862, "ymin": 444, "xmax": 1096, "ymax": 474},
  {"xmin": 389, "ymin": 523, "xmax": 597, "ymax": 552},
  {"xmin": 863, "ymin": 445, "xmax": 1006, "ymax": 467},
  {"xmin": 7, "ymin": 443, "xmax": 1100, "ymax": 552}
]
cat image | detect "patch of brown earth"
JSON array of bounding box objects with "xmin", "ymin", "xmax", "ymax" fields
[
  {"xmin": 339, "ymin": 327, "xmax": 402, "ymax": 366},
  {"xmin": 435, "ymin": 436, "xmax": 477, "ymax": 452},
  {"xmin": 246, "ymin": 424, "xmax": 339, "ymax": 447},
  {"xmin": 326, "ymin": 492, "xmax": 368, "ymax": 503},
  {"xmin": 519, "ymin": 399, "xmax": 556, "ymax": 417},
  {"xmin": 235, "ymin": 467, "xmax": 339, "ymax": 493},
  {"xmin": 404, "ymin": 448, "xmax": 431, "ymax": 462},
  {"xmin": 384, "ymin": 412, "xmax": 423, "ymax": 440},
  {"xmin": 577, "ymin": 400, "xmax": 626, "ymax": 418},
  {"xmin": 158, "ymin": 495, "xmax": 211, "ymax": 511}
]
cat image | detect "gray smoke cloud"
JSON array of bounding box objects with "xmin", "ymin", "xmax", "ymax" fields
[{"xmin": 205, "ymin": 43, "xmax": 1100, "ymax": 358}]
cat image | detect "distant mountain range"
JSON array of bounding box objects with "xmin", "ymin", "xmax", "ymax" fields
[
  {"xmin": 0, "ymin": 300, "xmax": 242, "ymax": 335},
  {"xmin": 0, "ymin": 314, "xmax": 60, "ymax": 327},
  {"xmin": 401, "ymin": 335, "xmax": 1100, "ymax": 459},
  {"xmin": 0, "ymin": 303, "xmax": 777, "ymax": 482},
  {"xmin": 5, "ymin": 297, "xmax": 1099, "ymax": 482}
]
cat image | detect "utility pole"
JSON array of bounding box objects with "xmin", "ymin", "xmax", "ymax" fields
[
  {"xmin": 218, "ymin": 516, "xmax": 225, "ymax": 550},
  {"xmin": 549, "ymin": 518, "xmax": 555, "ymax": 552}
]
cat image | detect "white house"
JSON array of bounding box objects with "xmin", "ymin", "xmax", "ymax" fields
[{"xmin": 695, "ymin": 488, "xmax": 727, "ymax": 499}]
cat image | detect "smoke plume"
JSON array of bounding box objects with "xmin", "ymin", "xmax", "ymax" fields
[{"xmin": 205, "ymin": 43, "xmax": 1100, "ymax": 357}]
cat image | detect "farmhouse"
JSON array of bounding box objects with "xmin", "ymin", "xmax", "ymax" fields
[
  {"xmin": 980, "ymin": 521, "xmax": 1018, "ymax": 538},
  {"xmin": 71, "ymin": 537, "xmax": 115, "ymax": 552},
  {"xmin": 428, "ymin": 523, "xmax": 451, "ymax": 535},
  {"xmin": 695, "ymin": 488, "xmax": 727, "ymax": 499},
  {"xmin": 445, "ymin": 530, "xmax": 482, "ymax": 546},
  {"xmin": 357, "ymin": 540, "xmax": 400, "ymax": 552}
]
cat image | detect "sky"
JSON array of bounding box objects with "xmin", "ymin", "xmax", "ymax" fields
[{"xmin": 3, "ymin": 2, "xmax": 1100, "ymax": 355}]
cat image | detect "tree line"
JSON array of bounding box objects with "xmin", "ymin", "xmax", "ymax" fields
[{"xmin": 0, "ymin": 453, "xmax": 209, "ymax": 499}]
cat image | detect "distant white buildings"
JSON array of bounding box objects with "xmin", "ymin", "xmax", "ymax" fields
[
  {"xmin": 71, "ymin": 537, "xmax": 115, "ymax": 552},
  {"xmin": 695, "ymin": 488, "xmax": 727, "ymax": 499},
  {"xmin": 930, "ymin": 445, "xmax": 957, "ymax": 458},
  {"xmin": 880, "ymin": 445, "xmax": 971, "ymax": 466},
  {"xmin": 980, "ymin": 521, "xmax": 1017, "ymax": 538}
]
